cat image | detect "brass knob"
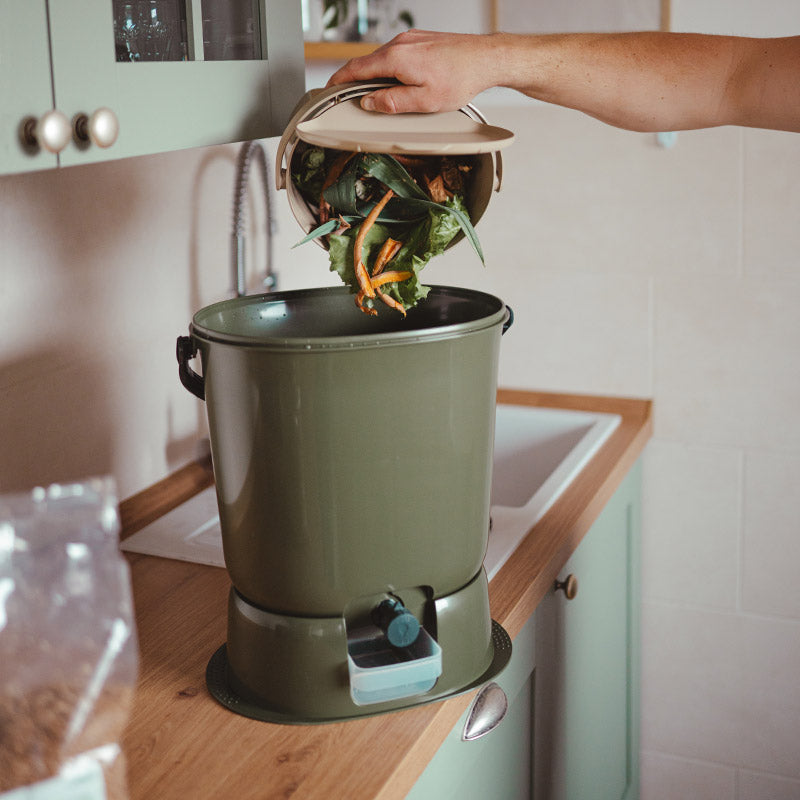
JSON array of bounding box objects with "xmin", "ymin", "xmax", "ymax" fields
[
  {"xmin": 21, "ymin": 109, "xmax": 72, "ymax": 153},
  {"xmin": 554, "ymin": 573, "xmax": 578, "ymax": 600},
  {"xmin": 73, "ymin": 107, "xmax": 119, "ymax": 148}
]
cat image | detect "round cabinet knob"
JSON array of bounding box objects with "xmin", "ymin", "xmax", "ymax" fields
[
  {"xmin": 21, "ymin": 109, "xmax": 72, "ymax": 153},
  {"xmin": 554, "ymin": 573, "xmax": 578, "ymax": 600},
  {"xmin": 74, "ymin": 107, "xmax": 120, "ymax": 148}
]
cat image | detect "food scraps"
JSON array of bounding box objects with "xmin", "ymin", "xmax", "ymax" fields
[{"xmin": 292, "ymin": 147, "xmax": 484, "ymax": 316}]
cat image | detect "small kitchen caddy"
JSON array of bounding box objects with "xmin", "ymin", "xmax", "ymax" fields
[{"xmin": 275, "ymin": 80, "xmax": 514, "ymax": 251}]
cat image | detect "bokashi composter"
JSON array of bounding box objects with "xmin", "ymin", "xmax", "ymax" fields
[{"xmin": 176, "ymin": 82, "xmax": 516, "ymax": 722}]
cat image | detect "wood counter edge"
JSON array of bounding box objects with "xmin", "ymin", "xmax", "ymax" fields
[
  {"xmin": 118, "ymin": 389, "xmax": 652, "ymax": 800},
  {"xmin": 119, "ymin": 454, "xmax": 213, "ymax": 540}
]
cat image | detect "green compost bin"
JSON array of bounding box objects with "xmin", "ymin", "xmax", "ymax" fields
[{"xmin": 177, "ymin": 285, "xmax": 512, "ymax": 617}]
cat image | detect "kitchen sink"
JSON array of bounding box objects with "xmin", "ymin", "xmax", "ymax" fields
[
  {"xmin": 121, "ymin": 404, "xmax": 620, "ymax": 579},
  {"xmin": 484, "ymin": 404, "xmax": 620, "ymax": 580}
]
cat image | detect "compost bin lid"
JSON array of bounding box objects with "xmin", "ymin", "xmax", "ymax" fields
[
  {"xmin": 275, "ymin": 81, "xmax": 514, "ymax": 192},
  {"xmin": 294, "ymin": 84, "xmax": 515, "ymax": 156}
]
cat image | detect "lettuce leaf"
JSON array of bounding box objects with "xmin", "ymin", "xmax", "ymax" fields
[
  {"xmin": 327, "ymin": 196, "xmax": 469, "ymax": 311},
  {"xmin": 292, "ymin": 149, "xmax": 483, "ymax": 312}
]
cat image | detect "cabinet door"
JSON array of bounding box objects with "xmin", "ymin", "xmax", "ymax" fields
[
  {"xmin": 406, "ymin": 614, "xmax": 536, "ymax": 800},
  {"xmin": 0, "ymin": 1, "xmax": 58, "ymax": 173},
  {"xmin": 46, "ymin": 0, "xmax": 304, "ymax": 167},
  {"xmin": 534, "ymin": 461, "xmax": 641, "ymax": 800}
]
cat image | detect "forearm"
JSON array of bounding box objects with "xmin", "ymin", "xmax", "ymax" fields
[
  {"xmin": 497, "ymin": 32, "xmax": 730, "ymax": 131},
  {"xmin": 328, "ymin": 30, "xmax": 800, "ymax": 133},
  {"xmin": 498, "ymin": 31, "xmax": 800, "ymax": 132}
]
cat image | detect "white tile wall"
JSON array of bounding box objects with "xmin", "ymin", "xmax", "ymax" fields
[
  {"xmin": 654, "ymin": 274, "xmax": 800, "ymax": 451},
  {"xmin": 642, "ymin": 441, "xmax": 741, "ymax": 610},
  {"xmin": 671, "ymin": 0, "xmax": 800, "ymax": 36},
  {"xmin": 642, "ymin": 603, "xmax": 800, "ymax": 779},
  {"xmin": 474, "ymin": 109, "xmax": 743, "ymax": 280},
  {"xmin": 744, "ymin": 129, "xmax": 800, "ymax": 276},
  {"xmin": 739, "ymin": 771, "xmax": 800, "ymax": 800},
  {"xmin": 495, "ymin": 0, "xmax": 660, "ymax": 34},
  {"xmin": 743, "ymin": 451, "xmax": 800, "ymax": 618},
  {"xmin": 640, "ymin": 751, "xmax": 736, "ymax": 800},
  {"xmin": 0, "ymin": 145, "xmax": 336, "ymax": 494},
  {"xmin": 2, "ymin": 4, "xmax": 800, "ymax": 796}
]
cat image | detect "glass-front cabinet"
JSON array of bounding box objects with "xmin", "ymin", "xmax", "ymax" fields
[{"xmin": 0, "ymin": 0, "xmax": 304, "ymax": 175}]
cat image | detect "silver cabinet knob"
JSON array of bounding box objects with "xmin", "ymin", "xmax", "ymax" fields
[
  {"xmin": 21, "ymin": 109, "xmax": 72, "ymax": 153},
  {"xmin": 74, "ymin": 107, "xmax": 119, "ymax": 148},
  {"xmin": 462, "ymin": 682, "xmax": 508, "ymax": 741}
]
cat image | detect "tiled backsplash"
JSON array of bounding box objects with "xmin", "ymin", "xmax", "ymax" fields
[
  {"xmin": 0, "ymin": 146, "xmax": 336, "ymax": 494},
  {"xmin": 466, "ymin": 106, "xmax": 800, "ymax": 799},
  {"xmin": 2, "ymin": 49, "xmax": 799, "ymax": 800}
]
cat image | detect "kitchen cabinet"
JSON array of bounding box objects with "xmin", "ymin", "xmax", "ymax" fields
[
  {"xmin": 405, "ymin": 612, "xmax": 535, "ymax": 800},
  {"xmin": 0, "ymin": 0, "xmax": 305, "ymax": 176},
  {"xmin": 0, "ymin": 3, "xmax": 56, "ymax": 173},
  {"xmin": 406, "ymin": 461, "xmax": 641, "ymax": 800},
  {"xmin": 534, "ymin": 460, "xmax": 641, "ymax": 800}
]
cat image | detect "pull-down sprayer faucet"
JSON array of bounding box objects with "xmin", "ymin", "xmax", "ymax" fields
[{"xmin": 231, "ymin": 140, "xmax": 275, "ymax": 297}]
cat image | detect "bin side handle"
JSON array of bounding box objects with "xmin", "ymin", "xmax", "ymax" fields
[
  {"xmin": 502, "ymin": 305, "xmax": 514, "ymax": 335},
  {"xmin": 176, "ymin": 336, "xmax": 205, "ymax": 401}
]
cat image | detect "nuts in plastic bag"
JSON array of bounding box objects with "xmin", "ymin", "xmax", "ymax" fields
[{"xmin": 0, "ymin": 478, "xmax": 138, "ymax": 799}]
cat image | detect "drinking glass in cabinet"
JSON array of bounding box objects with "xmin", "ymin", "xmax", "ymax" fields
[
  {"xmin": 302, "ymin": 0, "xmax": 415, "ymax": 43},
  {"xmin": 201, "ymin": 0, "xmax": 262, "ymax": 60},
  {"xmin": 112, "ymin": 0, "xmax": 189, "ymax": 62},
  {"xmin": 111, "ymin": 0, "xmax": 263, "ymax": 63}
]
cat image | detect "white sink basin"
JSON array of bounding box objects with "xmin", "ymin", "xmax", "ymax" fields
[
  {"xmin": 484, "ymin": 405, "xmax": 620, "ymax": 580},
  {"xmin": 122, "ymin": 405, "xmax": 620, "ymax": 580}
]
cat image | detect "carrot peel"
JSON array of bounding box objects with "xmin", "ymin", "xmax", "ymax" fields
[
  {"xmin": 353, "ymin": 189, "xmax": 394, "ymax": 303},
  {"xmin": 371, "ymin": 238, "xmax": 402, "ymax": 277},
  {"xmin": 370, "ymin": 270, "xmax": 413, "ymax": 289}
]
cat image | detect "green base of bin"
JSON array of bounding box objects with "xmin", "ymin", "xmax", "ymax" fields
[
  {"xmin": 206, "ymin": 619, "xmax": 511, "ymax": 725},
  {"xmin": 205, "ymin": 568, "xmax": 512, "ymax": 724}
]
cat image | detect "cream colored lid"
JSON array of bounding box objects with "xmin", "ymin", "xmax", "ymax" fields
[
  {"xmin": 294, "ymin": 92, "xmax": 515, "ymax": 155},
  {"xmin": 275, "ymin": 82, "xmax": 513, "ymax": 191}
]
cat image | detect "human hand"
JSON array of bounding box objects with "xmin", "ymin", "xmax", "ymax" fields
[{"xmin": 326, "ymin": 30, "xmax": 503, "ymax": 114}]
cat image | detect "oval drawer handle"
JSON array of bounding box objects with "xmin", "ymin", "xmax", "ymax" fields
[
  {"xmin": 554, "ymin": 573, "xmax": 578, "ymax": 600},
  {"xmin": 462, "ymin": 682, "xmax": 508, "ymax": 741}
]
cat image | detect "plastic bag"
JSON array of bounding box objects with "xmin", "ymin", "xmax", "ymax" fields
[{"xmin": 0, "ymin": 478, "xmax": 138, "ymax": 799}]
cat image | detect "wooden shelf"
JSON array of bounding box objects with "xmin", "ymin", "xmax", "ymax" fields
[{"xmin": 304, "ymin": 40, "xmax": 379, "ymax": 61}]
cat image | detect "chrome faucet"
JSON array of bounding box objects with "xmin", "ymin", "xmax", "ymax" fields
[{"xmin": 231, "ymin": 140, "xmax": 275, "ymax": 297}]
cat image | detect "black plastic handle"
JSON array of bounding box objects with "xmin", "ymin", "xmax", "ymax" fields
[
  {"xmin": 176, "ymin": 335, "xmax": 205, "ymax": 401},
  {"xmin": 502, "ymin": 305, "xmax": 514, "ymax": 335}
]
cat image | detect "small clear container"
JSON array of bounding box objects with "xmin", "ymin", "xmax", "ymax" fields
[{"xmin": 347, "ymin": 625, "xmax": 443, "ymax": 706}]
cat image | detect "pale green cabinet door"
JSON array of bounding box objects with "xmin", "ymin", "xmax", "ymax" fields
[
  {"xmin": 0, "ymin": 1, "xmax": 58, "ymax": 173},
  {"xmin": 48, "ymin": 0, "xmax": 304, "ymax": 167},
  {"xmin": 407, "ymin": 462, "xmax": 641, "ymax": 800},
  {"xmin": 2, "ymin": 0, "xmax": 304, "ymax": 173},
  {"xmin": 534, "ymin": 462, "xmax": 641, "ymax": 800},
  {"xmin": 406, "ymin": 613, "xmax": 537, "ymax": 800}
]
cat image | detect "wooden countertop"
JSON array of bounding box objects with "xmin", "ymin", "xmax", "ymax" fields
[{"xmin": 119, "ymin": 389, "xmax": 652, "ymax": 800}]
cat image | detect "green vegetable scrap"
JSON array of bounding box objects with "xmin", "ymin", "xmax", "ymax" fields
[{"xmin": 291, "ymin": 147, "xmax": 484, "ymax": 316}]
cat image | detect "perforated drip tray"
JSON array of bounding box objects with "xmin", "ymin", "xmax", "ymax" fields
[{"xmin": 206, "ymin": 620, "xmax": 512, "ymax": 725}]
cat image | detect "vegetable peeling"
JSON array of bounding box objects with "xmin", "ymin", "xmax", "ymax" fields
[{"xmin": 291, "ymin": 146, "xmax": 485, "ymax": 316}]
